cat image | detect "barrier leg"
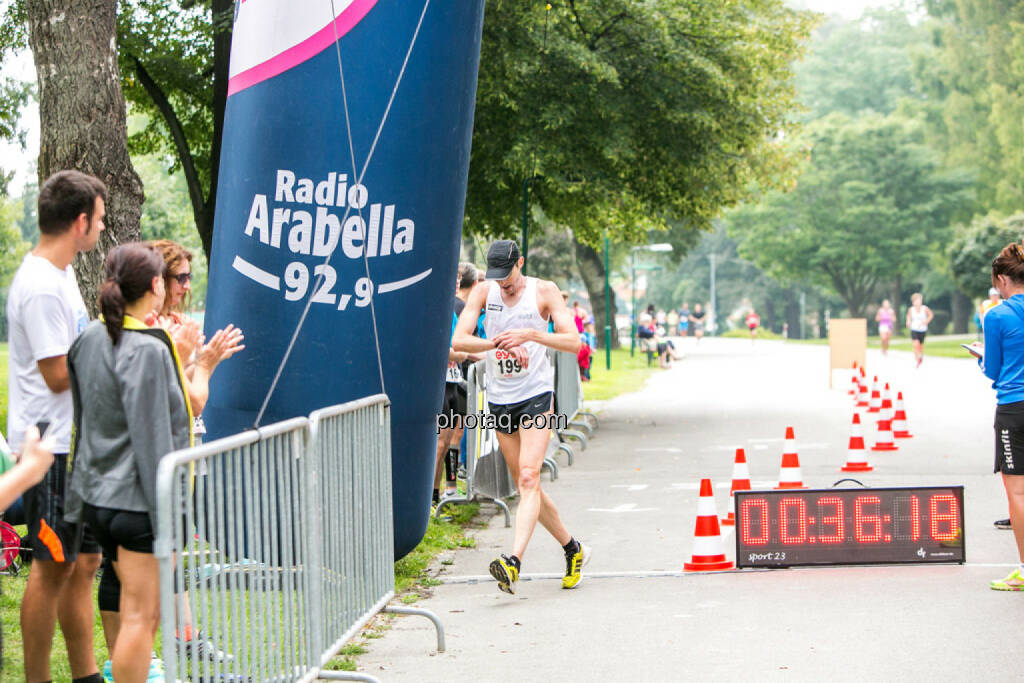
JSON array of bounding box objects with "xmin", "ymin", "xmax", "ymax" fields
[
  {"xmin": 435, "ymin": 494, "xmax": 471, "ymax": 519},
  {"xmin": 557, "ymin": 442, "xmax": 575, "ymax": 466},
  {"xmin": 491, "ymin": 498, "xmax": 512, "ymax": 527},
  {"xmin": 542, "ymin": 457, "xmax": 559, "ymax": 481},
  {"xmin": 569, "ymin": 419, "xmax": 593, "ymax": 438},
  {"xmin": 559, "ymin": 429, "xmax": 588, "ymax": 449},
  {"xmin": 579, "ymin": 411, "xmax": 598, "ymax": 428},
  {"xmin": 384, "ymin": 605, "xmax": 446, "ymax": 653}
]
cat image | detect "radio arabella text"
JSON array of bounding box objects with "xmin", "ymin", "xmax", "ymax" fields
[{"xmin": 436, "ymin": 412, "xmax": 569, "ymax": 433}]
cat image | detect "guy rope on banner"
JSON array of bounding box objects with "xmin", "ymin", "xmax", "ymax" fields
[{"xmin": 253, "ymin": 0, "xmax": 432, "ymax": 427}]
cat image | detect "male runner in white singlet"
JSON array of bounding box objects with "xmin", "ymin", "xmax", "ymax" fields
[{"xmin": 453, "ymin": 240, "xmax": 589, "ymax": 594}]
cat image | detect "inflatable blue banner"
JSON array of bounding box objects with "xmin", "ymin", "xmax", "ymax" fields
[{"xmin": 204, "ymin": 0, "xmax": 486, "ymax": 558}]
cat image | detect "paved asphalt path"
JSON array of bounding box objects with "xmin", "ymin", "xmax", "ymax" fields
[{"xmin": 359, "ymin": 338, "xmax": 1021, "ymax": 681}]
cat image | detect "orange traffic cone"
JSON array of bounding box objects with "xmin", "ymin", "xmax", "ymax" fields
[
  {"xmin": 876, "ymin": 383, "xmax": 894, "ymax": 428},
  {"xmin": 841, "ymin": 413, "xmax": 873, "ymax": 472},
  {"xmin": 892, "ymin": 391, "xmax": 913, "ymax": 438},
  {"xmin": 871, "ymin": 416, "xmax": 898, "ymax": 452},
  {"xmin": 848, "ymin": 362, "xmax": 859, "ymax": 395},
  {"xmin": 857, "ymin": 368, "xmax": 869, "ymax": 407},
  {"xmin": 722, "ymin": 448, "xmax": 752, "ymax": 526},
  {"xmin": 775, "ymin": 427, "xmax": 807, "ymax": 489},
  {"xmin": 868, "ymin": 376, "xmax": 882, "ymax": 413},
  {"xmin": 684, "ymin": 478, "xmax": 734, "ymax": 572}
]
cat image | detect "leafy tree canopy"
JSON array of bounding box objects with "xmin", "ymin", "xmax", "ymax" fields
[
  {"xmin": 949, "ymin": 212, "xmax": 1024, "ymax": 300},
  {"xmin": 467, "ymin": 0, "xmax": 816, "ymax": 247},
  {"xmin": 727, "ymin": 111, "xmax": 974, "ymax": 316}
]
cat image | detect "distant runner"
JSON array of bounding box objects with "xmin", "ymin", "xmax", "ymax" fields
[
  {"xmin": 875, "ymin": 299, "xmax": 896, "ymax": 355},
  {"xmin": 745, "ymin": 309, "xmax": 760, "ymax": 343},
  {"xmin": 906, "ymin": 293, "xmax": 933, "ymax": 368},
  {"xmin": 453, "ymin": 240, "xmax": 588, "ymax": 594}
]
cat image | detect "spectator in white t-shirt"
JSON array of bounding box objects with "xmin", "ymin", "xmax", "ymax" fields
[{"xmin": 8, "ymin": 170, "xmax": 107, "ymax": 683}]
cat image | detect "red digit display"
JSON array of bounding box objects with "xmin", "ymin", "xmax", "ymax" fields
[
  {"xmin": 929, "ymin": 494, "xmax": 960, "ymax": 542},
  {"xmin": 910, "ymin": 495, "xmax": 920, "ymax": 541},
  {"xmin": 854, "ymin": 496, "xmax": 883, "ymax": 542},
  {"xmin": 741, "ymin": 498, "xmax": 769, "ymax": 546},
  {"xmin": 779, "ymin": 497, "xmax": 808, "ymax": 544},
  {"xmin": 734, "ymin": 487, "xmax": 964, "ymax": 568},
  {"xmin": 816, "ymin": 496, "xmax": 844, "ymax": 544}
]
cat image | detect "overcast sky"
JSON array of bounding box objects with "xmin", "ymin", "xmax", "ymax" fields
[{"xmin": 1, "ymin": 0, "xmax": 909, "ymax": 193}]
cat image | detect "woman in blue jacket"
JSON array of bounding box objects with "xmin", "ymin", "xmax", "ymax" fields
[{"xmin": 979, "ymin": 242, "xmax": 1024, "ymax": 590}]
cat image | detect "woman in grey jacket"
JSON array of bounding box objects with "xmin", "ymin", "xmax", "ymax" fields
[{"xmin": 66, "ymin": 243, "xmax": 191, "ymax": 683}]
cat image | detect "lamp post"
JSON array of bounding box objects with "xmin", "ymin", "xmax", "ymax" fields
[
  {"xmin": 630, "ymin": 243, "xmax": 673, "ymax": 357},
  {"xmin": 604, "ymin": 232, "xmax": 611, "ymax": 370}
]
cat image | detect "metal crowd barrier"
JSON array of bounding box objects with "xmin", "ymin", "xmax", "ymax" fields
[
  {"xmin": 435, "ymin": 361, "xmax": 514, "ymax": 525},
  {"xmin": 155, "ymin": 395, "xmax": 443, "ymax": 683},
  {"xmin": 550, "ymin": 350, "xmax": 599, "ymax": 464}
]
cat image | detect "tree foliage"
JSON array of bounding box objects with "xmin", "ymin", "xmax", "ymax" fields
[
  {"xmin": 468, "ymin": 0, "xmax": 816, "ymax": 246},
  {"xmin": 918, "ymin": 0, "xmax": 1024, "ymax": 214},
  {"xmin": 727, "ymin": 112, "xmax": 974, "ymax": 316},
  {"xmin": 794, "ymin": 9, "xmax": 930, "ymax": 121},
  {"xmin": 949, "ymin": 212, "xmax": 1024, "ymax": 299}
]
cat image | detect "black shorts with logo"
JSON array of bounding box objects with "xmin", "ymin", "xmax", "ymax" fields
[
  {"xmin": 440, "ymin": 382, "xmax": 467, "ymax": 421},
  {"xmin": 488, "ymin": 392, "xmax": 553, "ymax": 434},
  {"xmin": 23, "ymin": 453, "xmax": 100, "ymax": 562},
  {"xmin": 994, "ymin": 401, "xmax": 1024, "ymax": 474},
  {"xmin": 911, "ymin": 330, "xmax": 927, "ymax": 343}
]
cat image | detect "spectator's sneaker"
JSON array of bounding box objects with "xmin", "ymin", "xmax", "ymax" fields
[
  {"xmin": 179, "ymin": 631, "xmax": 234, "ymax": 662},
  {"xmin": 990, "ymin": 568, "xmax": 1024, "ymax": 591},
  {"xmin": 102, "ymin": 660, "xmax": 114, "ymax": 683},
  {"xmin": 147, "ymin": 655, "xmax": 165, "ymax": 682},
  {"xmin": 562, "ymin": 542, "xmax": 591, "ymax": 589},
  {"xmin": 994, "ymin": 518, "xmax": 1012, "ymax": 530},
  {"xmin": 489, "ymin": 555, "xmax": 519, "ymax": 594}
]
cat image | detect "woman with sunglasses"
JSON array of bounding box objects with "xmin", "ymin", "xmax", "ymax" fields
[{"xmin": 95, "ymin": 241, "xmax": 245, "ymax": 678}]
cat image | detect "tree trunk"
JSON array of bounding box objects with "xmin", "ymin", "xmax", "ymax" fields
[
  {"xmin": 785, "ymin": 288, "xmax": 801, "ymax": 339},
  {"xmin": 951, "ymin": 290, "xmax": 971, "ymax": 334},
  {"xmin": 27, "ymin": 0, "xmax": 144, "ymax": 317},
  {"xmin": 202, "ymin": 0, "xmax": 233, "ymax": 260},
  {"xmin": 574, "ymin": 238, "xmax": 619, "ymax": 349}
]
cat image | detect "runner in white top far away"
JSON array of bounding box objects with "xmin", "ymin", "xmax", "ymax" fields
[
  {"xmin": 906, "ymin": 292, "xmax": 934, "ymax": 368},
  {"xmin": 453, "ymin": 239, "xmax": 589, "ymax": 594}
]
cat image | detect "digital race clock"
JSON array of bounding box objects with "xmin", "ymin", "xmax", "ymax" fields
[{"xmin": 734, "ymin": 486, "xmax": 965, "ymax": 568}]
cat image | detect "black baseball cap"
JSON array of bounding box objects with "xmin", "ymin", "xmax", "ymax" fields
[{"xmin": 485, "ymin": 240, "xmax": 521, "ymax": 280}]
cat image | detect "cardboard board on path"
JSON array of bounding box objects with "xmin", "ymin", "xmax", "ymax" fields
[{"xmin": 829, "ymin": 318, "xmax": 866, "ymax": 388}]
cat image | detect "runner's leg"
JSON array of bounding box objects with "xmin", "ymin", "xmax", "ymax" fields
[
  {"xmin": 1003, "ymin": 473, "xmax": 1024, "ymax": 562},
  {"xmin": 112, "ymin": 549, "xmax": 161, "ymax": 683},
  {"xmin": 59, "ymin": 552, "xmax": 102, "ymax": 678},
  {"xmin": 497, "ymin": 422, "xmax": 571, "ymax": 560},
  {"xmin": 22, "ymin": 560, "xmax": 75, "ymax": 683}
]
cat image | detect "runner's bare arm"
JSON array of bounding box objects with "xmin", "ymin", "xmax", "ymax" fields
[
  {"xmin": 492, "ymin": 280, "xmax": 581, "ymax": 353},
  {"xmin": 453, "ymin": 283, "xmax": 495, "ymax": 353}
]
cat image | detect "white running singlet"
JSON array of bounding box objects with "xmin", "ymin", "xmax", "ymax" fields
[
  {"xmin": 909, "ymin": 305, "xmax": 930, "ymax": 333},
  {"xmin": 483, "ymin": 277, "xmax": 553, "ymax": 405}
]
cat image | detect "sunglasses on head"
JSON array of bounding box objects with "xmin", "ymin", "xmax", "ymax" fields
[{"xmin": 172, "ymin": 272, "xmax": 192, "ymax": 285}]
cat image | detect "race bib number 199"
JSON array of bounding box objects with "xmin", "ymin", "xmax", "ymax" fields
[{"xmin": 488, "ymin": 348, "xmax": 526, "ymax": 379}]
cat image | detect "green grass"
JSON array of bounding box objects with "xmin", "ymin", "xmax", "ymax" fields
[
  {"xmin": 782, "ymin": 334, "xmax": 978, "ymax": 359},
  {"xmin": 720, "ymin": 328, "xmax": 784, "ymax": 340},
  {"xmin": 0, "ymin": 343, "xmax": 8, "ymax": 431},
  {"xmin": 0, "ymin": 564, "xmax": 109, "ymax": 682},
  {"xmin": 583, "ymin": 347, "xmax": 658, "ymax": 401}
]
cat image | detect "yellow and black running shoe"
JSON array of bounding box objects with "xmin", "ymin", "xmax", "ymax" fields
[
  {"xmin": 562, "ymin": 542, "xmax": 591, "ymax": 589},
  {"xmin": 489, "ymin": 555, "xmax": 519, "ymax": 594}
]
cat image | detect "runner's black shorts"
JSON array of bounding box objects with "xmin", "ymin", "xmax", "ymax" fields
[
  {"xmin": 994, "ymin": 401, "xmax": 1024, "ymax": 474},
  {"xmin": 911, "ymin": 330, "xmax": 927, "ymax": 343},
  {"xmin": 488, "ymin": 391, "xmax": 553, "ymax": 434},
  {"xmin": 440, "ymin": 382, "xmax": 467, "ymax": 421},
  {"xmin": 23, "ymin": 453, "xmax": 100, "ymax": 562},
  {"xmin": 81, "ymin": 503, "xmax": 155, "ymax": 559}
]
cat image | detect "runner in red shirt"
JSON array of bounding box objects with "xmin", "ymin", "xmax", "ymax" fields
[{"xmin": 746, "ymin": 309, "xmax": 761, "ymax": 342}]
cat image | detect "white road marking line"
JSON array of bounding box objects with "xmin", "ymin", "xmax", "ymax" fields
[
  {"xmin": 587, "ymin": 503, "xmax": 658, "ymax": 513},
  {"xmin": 611, "ymin": 484, "xmax": 650, "ymax": 491}
]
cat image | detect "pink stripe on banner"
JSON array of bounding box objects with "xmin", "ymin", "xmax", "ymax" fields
[{"xmin": 227, "ymin": 0, "xmax": 378, "ymax": 96}]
